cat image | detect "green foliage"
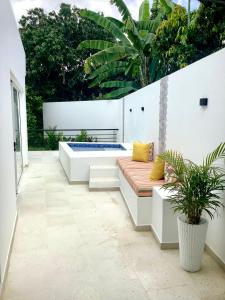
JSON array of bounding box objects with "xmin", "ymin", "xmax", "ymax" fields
[
  {"xmin": 75, "ymin": 130, "xmax": 97, "ymax": 142},
  {"xmin": 160, "ymin": 143, "xmax": 225, "ymax": 225},
  {"xmin": 20, "ymin": 4, "xmax": 114, "ymax": 148},
  {"xmin": 154, "ymin": 2, "xmax": 225, "ymax": 76},
  {"xmin": 154, "ymin": 5, "xmax": 195, "ymax": 75},
  {"xmin": 20, "ymin": 4, "xmax": 114, "ymax": 102},
  {"xmin": 45, "ymin": 127, "xmax": 63, "ymax": 150},
  {"xmin": 78, "ymin": 0, "xmax": 174, "ymax": 99}
]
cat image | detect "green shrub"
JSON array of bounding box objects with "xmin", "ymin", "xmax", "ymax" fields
[
  {"xmin": 44, "ymin": 127, "xmax": 63, "ymax": 150},
  {"xmin": 75, "ymin": 130, "xmax": 97, "ymax": 142}
]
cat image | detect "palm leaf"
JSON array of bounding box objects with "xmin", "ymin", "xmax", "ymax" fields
[
  {"xmin": 80, "ymin": 9, "xmax": 130, "ymax": 46},
  {"xmin": 204, "ymin": 142, "xmax": 225, "ymax": 167},
  {"xmin": 159, "ymin": 150, "xmax": 186, "ymax": 180},
  {"xmin": 110, "ymin": 0, "xmax": 132, "ymax": 21},
  {"xmin": 77, "ymin": 40, "xmax": 115, "ymax": 51},
  {"xmin": 139, "ymin": 0, "xmax": 150, "ymax": 22}
]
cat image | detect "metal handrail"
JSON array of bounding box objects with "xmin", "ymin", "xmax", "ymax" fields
[
  {"xmin": 29, "ymin": 128, "xmax": 119, "ymax": 132},
  {"xmin": 28, "ymin": 128, "xmax": 119, "ymax": 145}
]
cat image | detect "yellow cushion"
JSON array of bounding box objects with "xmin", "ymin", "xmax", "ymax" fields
[
  {"xmin": 149, "ymin": 156, "xmax": 165, "ymax": 180},
  {"xmin": 132, "ymin": 142, "xmax": 150, "ymax": 162}
]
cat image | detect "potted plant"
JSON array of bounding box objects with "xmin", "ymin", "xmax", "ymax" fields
[{"xmin": 160, "ymin": 143, "xmax": 225, "ymax": 272}]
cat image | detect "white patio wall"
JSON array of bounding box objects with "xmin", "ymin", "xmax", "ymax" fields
[
  {"xmin": 43, "ymin": 100, "xmax": 123, "ymax": 141},
  {"xmin": 123, "ymin": 80, "xmax": 161, "ymax": 154},
  {"xmin": 166, "ymin": 48, "xmax": 225, "ymax": 265},
  {"xmin": 0, "ymin": 0, "xmax": 27, "ymax": 290}
]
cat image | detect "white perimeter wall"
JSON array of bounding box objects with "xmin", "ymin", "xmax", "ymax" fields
[
  {"xmin": 0, "ymin": 0, "xmax": 27, "ymax": 287},
  {"xmin": 166, "ymin": 48, "xmax": 225, "ymax": 265},
  {"xmin": 123, "ymin": 80, "xmax": 161, "ymax": 154},
  {"xmin": 43, "ymin": 100, "xmax": 123, "ymax": 141}
]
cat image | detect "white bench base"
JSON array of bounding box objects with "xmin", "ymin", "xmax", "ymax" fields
[
  {"xmin": 119, "ymin": 169, "xmax": 178, "ymax": 249},
  {"xmin": 119, "ymin": 169, "xmax": 152, "ymax": 229}
]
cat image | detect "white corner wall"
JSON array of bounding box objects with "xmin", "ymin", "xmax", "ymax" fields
[
  {"xmin": 43, "ymin": 100, "xmax": 123, "ymax": 141},
  {"xmin": 166, "ymin": 48, "xmax": 225, "ymax": 265},
  {"xmin": 0, "ymin": 0, "xmax": 27, "ymax": 288},
  {"xmin": 123, "ymin": 81, "xmax": 161, "ymax": 154}
]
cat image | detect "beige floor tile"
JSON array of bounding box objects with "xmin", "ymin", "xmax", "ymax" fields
[{"xmin": 2, "ymin": 151, "xmax": 225, "ymax": 300}]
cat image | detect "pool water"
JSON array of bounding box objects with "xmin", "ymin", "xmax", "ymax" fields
[{"xmin": 68, "ymin": 143, "xmax": 126, "ymax": 151}]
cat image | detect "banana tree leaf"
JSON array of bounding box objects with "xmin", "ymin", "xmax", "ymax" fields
[
  {"xmin": 88, "ymin": 67, "xmax": 128, "ymax": 87},
  {"xmin": 139, "ymin": 30, "xmax": 149, "ymax": 39},
  {"xmin": 144, "ymin": 32, "xmax": 155, "ymax": 50},
  {"xmin": 84, "ymin": 45, "xmax": 136, "ymax": 71},
  {"xmin": 159, "ymin": 0, "xmax": 174, "ymax": 14},
  {"xmin": 88, "ymin": 61, "xmax": 128, "ymax": 80},
  {"xmin": 139, "ymin": 0, "xmax": 150, "ymax": 22},
  {"xmin": 125, "ymin": 17, "xmax": 143, "ymax": 50},
  {"xmin": 110, "ymin": 0, "xmax": 132, "ymax": 21},
  {"xmin": 137, "ymin": 18, "xmax": 161, "ymax": 32},
  {"xmin": 77, "ymin": 40, "xmax": 115, "ymax": 50},
  {"xmin": 100, "ymin": 80, "xmax": 136, "ymax": 88},
  {"xmin": 102, "ymin": 86, "xmax": 136, "ymax": 99},
  {"xmin": 80, "ymin": 9, "xmax": 130, "ymax": 46},
  {"xmin": 106, "ymin": 17, "xmax": 124, "ymax": 29},
  {"xmin": 125, "ymin": 59, "xmax": 141, "ymax": 78}
]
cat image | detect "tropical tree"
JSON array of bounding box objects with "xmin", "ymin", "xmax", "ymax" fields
[
  {"xmin": 20, "ymin": 3, "xmax": 114, "ymax": 148},
  {"xmin": 77, "ymin": 0, "xmax": 174, "ymax": 99}
]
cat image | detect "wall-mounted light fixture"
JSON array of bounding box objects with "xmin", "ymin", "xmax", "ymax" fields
[
  {"xmin": 199, "ymin": 98, "xmax": 208, "ymax": 107},
  {"xmin": 129, "ymin": 108, "xmax": 132, "ymax": 112},
  {"xmin": 141, "ymin": 107, "xmax": 144, "ymax": 111}
]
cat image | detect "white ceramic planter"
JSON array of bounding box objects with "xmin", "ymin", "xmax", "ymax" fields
[{"xmin": 177, "ymin": 216, "xmax": 208, "ymax": 272}]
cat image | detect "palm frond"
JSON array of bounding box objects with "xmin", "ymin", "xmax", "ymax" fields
[
  {"xmin": 204, "ymin": 142, "xmax": 225, "ymax": 167},
  {"xmin": 160, "ymin": 150, "xmax": 185, "ymax": 171},
  {"xmin": 160, "ymin": 144, "xmax": 225, "ymax": 224}
]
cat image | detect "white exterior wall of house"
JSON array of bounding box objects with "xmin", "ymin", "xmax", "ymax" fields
[
  {"xmin": 43, "ymin": 100, "xmax": 123, "ymax": 141},
  {"xmin": 166, "ymin": 48, "xmax": 225, "ymax": 265},
  {"xmin": 0, "ymin": 0, "xmax": 27, "ymax": 290}
]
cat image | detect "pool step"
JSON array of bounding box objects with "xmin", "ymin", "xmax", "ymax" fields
[
  {"xmin": 89, "ymin": 165, "xmax": 119, "ymax": 189},
  {"xmin": 90, "ymin": 165, "xmax": 118, "ymax": 178},
  {"xmin": 89, "ymin": 177, "xmax": 120, "ymax": 189}
]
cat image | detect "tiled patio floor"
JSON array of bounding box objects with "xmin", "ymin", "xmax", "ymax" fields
[{"xmin": 2, "ymin": 151, "xmax": 225, "ymax": 300}]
